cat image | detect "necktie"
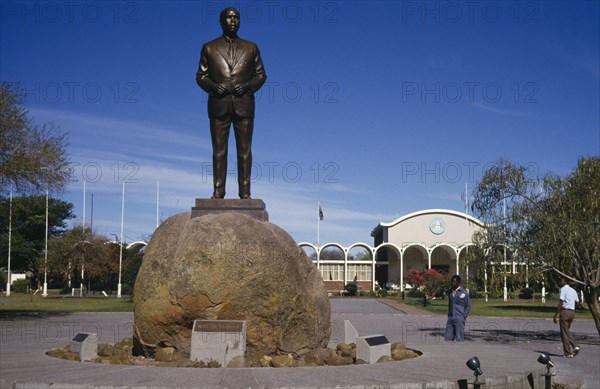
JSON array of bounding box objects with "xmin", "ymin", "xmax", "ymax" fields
[{"xmin": 228, "ymin": 39, "xmax": 234, "ymax": 61}]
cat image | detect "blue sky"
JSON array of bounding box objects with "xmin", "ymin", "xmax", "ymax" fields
[{"xmin": 2, "ymin": 1, "xmax": 599, "ymax": 246}]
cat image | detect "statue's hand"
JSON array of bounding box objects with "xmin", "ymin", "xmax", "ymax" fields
[
  {"xmin": 215, "ymin": 84, "xmax": 228, "ymax": 96},
  {"xmin": 233, "ymin": 84, "xmax": 249, "ymax": 97}
]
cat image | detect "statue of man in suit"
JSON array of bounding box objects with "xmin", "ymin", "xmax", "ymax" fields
[{"xmin": 196, "ymin": 7, "xmax": 267, "ymax": 199}]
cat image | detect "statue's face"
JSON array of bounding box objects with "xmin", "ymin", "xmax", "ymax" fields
[{"xmin": 220, "ymin": 9, "xmax": 240, "ymax": 35}]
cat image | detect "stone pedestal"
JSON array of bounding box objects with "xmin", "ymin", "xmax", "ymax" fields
[
  {"xmin": 71, "ymin": 332, "xmax": 98, "ymax": 362},
  {"xmin": 356, "ymin": 335, "xmax": 390, "ymax": 364},
  {"xmin": 328, "ymin": 319, "xmax": 358, "ymax": 348},
  {"xmin": 191, "ymin": 199, "xmax": 268, "ymax": 221},
  {"xmin": 133, "ymin": 211, "xmax": 330, "ymax": 364}
]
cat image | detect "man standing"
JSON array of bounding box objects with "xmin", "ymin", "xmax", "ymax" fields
[
  {"xmin": 445, "ymin": 275, "xmax": 471, "ymax": 342},
  {"xmin": 196, "ymin": 7, "xmax": 267, "ymax": 199},
  {"xmin": 553, "ymin": 276, "xmax": 580, "ymax": 358}
]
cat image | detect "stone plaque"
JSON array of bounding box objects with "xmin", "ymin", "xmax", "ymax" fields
[
  {"xmin": 365, "ymin": 335, "xmax": 389, "ymax": 346},
  {"xmin": 194, "ymin": 321, "xmax": 244, "ymax": 333},
  {"xmin": 191, "ymin": 198, "xmax": 268, "ymax": 221},
  {"xmin": 356, "ymin": 334, "xmax": 390, "ymax": 364},
  {"xmin": 191, "ymin": 320, "xmax": 246, "ymax": 367},
  {"xmin": 71, "ymin": 332, "xmax": 97, "ymax": 362}
]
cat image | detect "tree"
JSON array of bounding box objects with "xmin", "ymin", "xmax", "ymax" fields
[
  {"xmin": 0, "ymin": 195, "xmax": 74, "ymax": 273},
  {"xmin": 407, "ymin": 269, "xmax": 448, "ymax": 306},
  {"xmin": 1, "ymin": 82, "xmax": 70, "ymax": 195},
  {"xmin": 472, "ymin": 157, "xmax": 600, "ymax": 335},
  {"xmin": 46, "ymin": 228, "xmax": 113, "ymax": 290}
]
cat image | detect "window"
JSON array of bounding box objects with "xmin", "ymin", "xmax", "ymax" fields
[
  {"xmin": 320, "ymin": 264, "xmax": 343, "ymax": 281},
  {"xmin": 347, "ymin": 264, "xmax": 372, "ymax": 281}
]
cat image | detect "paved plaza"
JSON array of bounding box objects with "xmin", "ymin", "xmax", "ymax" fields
[{"xmin": 1, "ymin": 298, "xmax": 598, "ymax": 388}]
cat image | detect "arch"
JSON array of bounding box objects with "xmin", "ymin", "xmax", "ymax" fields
[
  {"xmin": 299, "ymin": 242, "xmax": 318, "ymax": 261},
  {"xmin": 373, "ymin": 244, "xmax": 401, "ymax": 290},
  {"xmin": 430, "ymin": 244, "xmax": 457, "ymax": 274},
  {"xmin": 347, "ymin": 245, "xmax": 373, "ymax": 261},
  {"xmin": 126, "ymin": 241, "xmax": 147, "ymax": 250},
  {"xmin": 402, "ymin": 244, "xmax": 428, "ymax": 270},
  {"xmin": 319, "ymin": 243, "xmax": 345, "ymax": 262}
]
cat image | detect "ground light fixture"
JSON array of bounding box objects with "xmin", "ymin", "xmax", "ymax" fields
[
  {"xmin": 465, "ymin": 356, "xmax": 483, "ymax": 389},
  {"xmin": 537, "ymin": 353, "xmax": 556, "ymax": 389}
]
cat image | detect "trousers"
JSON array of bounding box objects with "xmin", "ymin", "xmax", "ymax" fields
[
  {"xmin": 209, "ymin": 115, "xmax": 253, "ymax": 198},
  {"xmin": 559, "ymin": 309, "xmax": 577, "ymax": 355},
  {"xmin": 445, "ymin": 316, "xmax": 466, "ymax": 342}
]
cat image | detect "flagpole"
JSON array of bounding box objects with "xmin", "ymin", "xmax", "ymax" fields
[
  {"xmin": 6, "ymin": 183, "xmax": 12, "ymax": 296},
  {"xmin": 81, "ymin": 180, "xmax": 86, "ymax": 297},
  {"xmin": 43, "ymin": 188, "xmax": 48, "ymax": 297},
  {"xmin": 464, "ymin": 183, "xmax": 469, "ymax": 288},
  {"xmin": 156, "ymin": 181, "xmax": 160, "ymax": 229},
  {"xmin": 118, "ymin": 181, "xmax": 125, "ymax": 298}
]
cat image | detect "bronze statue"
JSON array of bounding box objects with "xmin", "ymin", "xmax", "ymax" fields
[{"xmin": 196, "ymin": 7, "xmax": 267, "ymax": 199}]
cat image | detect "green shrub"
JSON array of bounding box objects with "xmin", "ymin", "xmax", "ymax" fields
[
  {"xmin": 344, "ymin": 282, "xmax": 358, "ymax": 296},
  {"xmin": 468, "ymin": 290, "xmax": 484, "ymax": 299},
  {"xmin": 519, "ymin": 287, "xmax": 535, "ymax": 299},
  {"xmin": 378, "ymin": 288, "xmax": 389, "ymax": 298},
  {"xmin": 12, "ymin": 279, "xmax": 31, "ymax": 294},
  {"xmin": 407, "ymin": 289, "xmax": 424, "ymax": 298}
]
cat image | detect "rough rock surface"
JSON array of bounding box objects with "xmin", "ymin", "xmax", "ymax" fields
[{"xmin": 133, "ymin": 212, "xmax": 331, "ymax": 364}]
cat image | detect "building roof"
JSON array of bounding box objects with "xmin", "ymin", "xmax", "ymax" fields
[{"xmin": 371, "ymin": 209, "xmax": 486, "ymax": 237}]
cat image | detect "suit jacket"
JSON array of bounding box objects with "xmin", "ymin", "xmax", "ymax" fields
[
  {"xmin": 196, "ymin": 35, "xmax": 266, "ymax": 118},
  {"xmin": 447, "ymin": 286, "xmax": 471, "ymax": 319}
]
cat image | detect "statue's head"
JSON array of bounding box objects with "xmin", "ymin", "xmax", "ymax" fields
[{"xmin": 220, "ymin": 7, "xmax": 240, "ymax": 37}]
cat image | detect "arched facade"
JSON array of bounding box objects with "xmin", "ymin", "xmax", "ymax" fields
[{"xmin": 300, "ymin": 209, "xmax": 493, "ymax": 292}]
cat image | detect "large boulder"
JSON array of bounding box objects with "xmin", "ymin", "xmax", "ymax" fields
[{"xmin": 133, "ymin": 212, "xmax": 331, "ymax": 364}]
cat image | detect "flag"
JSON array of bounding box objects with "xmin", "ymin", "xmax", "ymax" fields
[{"xmin": 319, "ymin": 205, "xmax": 323, "ymax": 221}]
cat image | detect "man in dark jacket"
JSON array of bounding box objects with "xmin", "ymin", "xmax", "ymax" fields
[
  {"xmin": 196, "ymin": 7, "xmax": 267, "ymax": 199},
  {"xmin": 445, "ymin": 274, "xmax": 471, "ymax": 342}
]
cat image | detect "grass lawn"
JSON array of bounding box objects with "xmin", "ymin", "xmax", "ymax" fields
[
  {"xmin": 401, "ymin": 298, "xmax": 595, "ymax": 320},
  {"xmin": 0, "ymin": 293, "xmax": 134, "ymax": 313}
]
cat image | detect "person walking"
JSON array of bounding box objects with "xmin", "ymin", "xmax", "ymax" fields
[
  {"xmin": 445, "ymin": 274, "xmax": 471, "ymax": 342},
  {"xmin": 553, "ymin": 276, "xmax": 580, "ymax": 358}
]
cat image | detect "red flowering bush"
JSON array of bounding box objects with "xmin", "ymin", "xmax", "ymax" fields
[{"xmin": 407, "ymin": 269, "xmax": 448, "ymax": 304}]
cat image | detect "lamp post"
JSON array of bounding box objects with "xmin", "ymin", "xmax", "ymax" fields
[
  {"xmin": 537, "ymin": 353, "xmax": 555, "ymax": 389},
  {"xmin": 466, "ymin": 356, "xmax": 483, "ymax": 389}
]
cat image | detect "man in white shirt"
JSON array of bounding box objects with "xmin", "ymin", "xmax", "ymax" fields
[{"xmin": 553, "ymin": 276, "xmax": 580, "ymax": 358}]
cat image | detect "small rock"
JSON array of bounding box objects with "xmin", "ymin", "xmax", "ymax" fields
[
  {"xmin": 271, "ymin": 354, "xmax": 294, "ymax": 368},
  {"xmin": 336, "ymin": 343, "xmax": 354, "ymax": 358},
  {"xmin": 98, "ymin": 344, "xmax": 115, "ymax": 357},
  {"xmin": 294, "ymin": 356, "xmax": 307, "ymax": 367},
  {"xmin": 46, "ymin": 348, "xmax": 66, "ymax": 359},
  {"xmin": 63, "ymin": 351, "xmax": 80, "ymax": 361},
  {"xmin": 260, "ymin": 355, "xmax": 273, "ymax": 367},
  {"xmin": 392, "ymin": 348, "xmax": 418, "ymax": 361},
  {"xmin": 377, "ymin": 355, "xmax": 393, "ymax": 363},
  {"xmin": 390, "ymin": 342, "xmax": 406, "ymax": 353},
  {"xmin": 227, "ymin": 355, "xmax": 246, "ymax": 368},
  {"xmin": 326, "ymin": 354, "xmax": 353, "ymax": 366},
  {"xmin": 356, "ymin": 358, "xmax": 368, "ymax": 365},
  {"xmin": 155, "ymin": 347, "xmax": 177, "ymax": 362}
]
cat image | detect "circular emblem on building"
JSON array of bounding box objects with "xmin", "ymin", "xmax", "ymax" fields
[{"xmin": 429, "ymin": 218, "xmax": 446, "ymax": 235}]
